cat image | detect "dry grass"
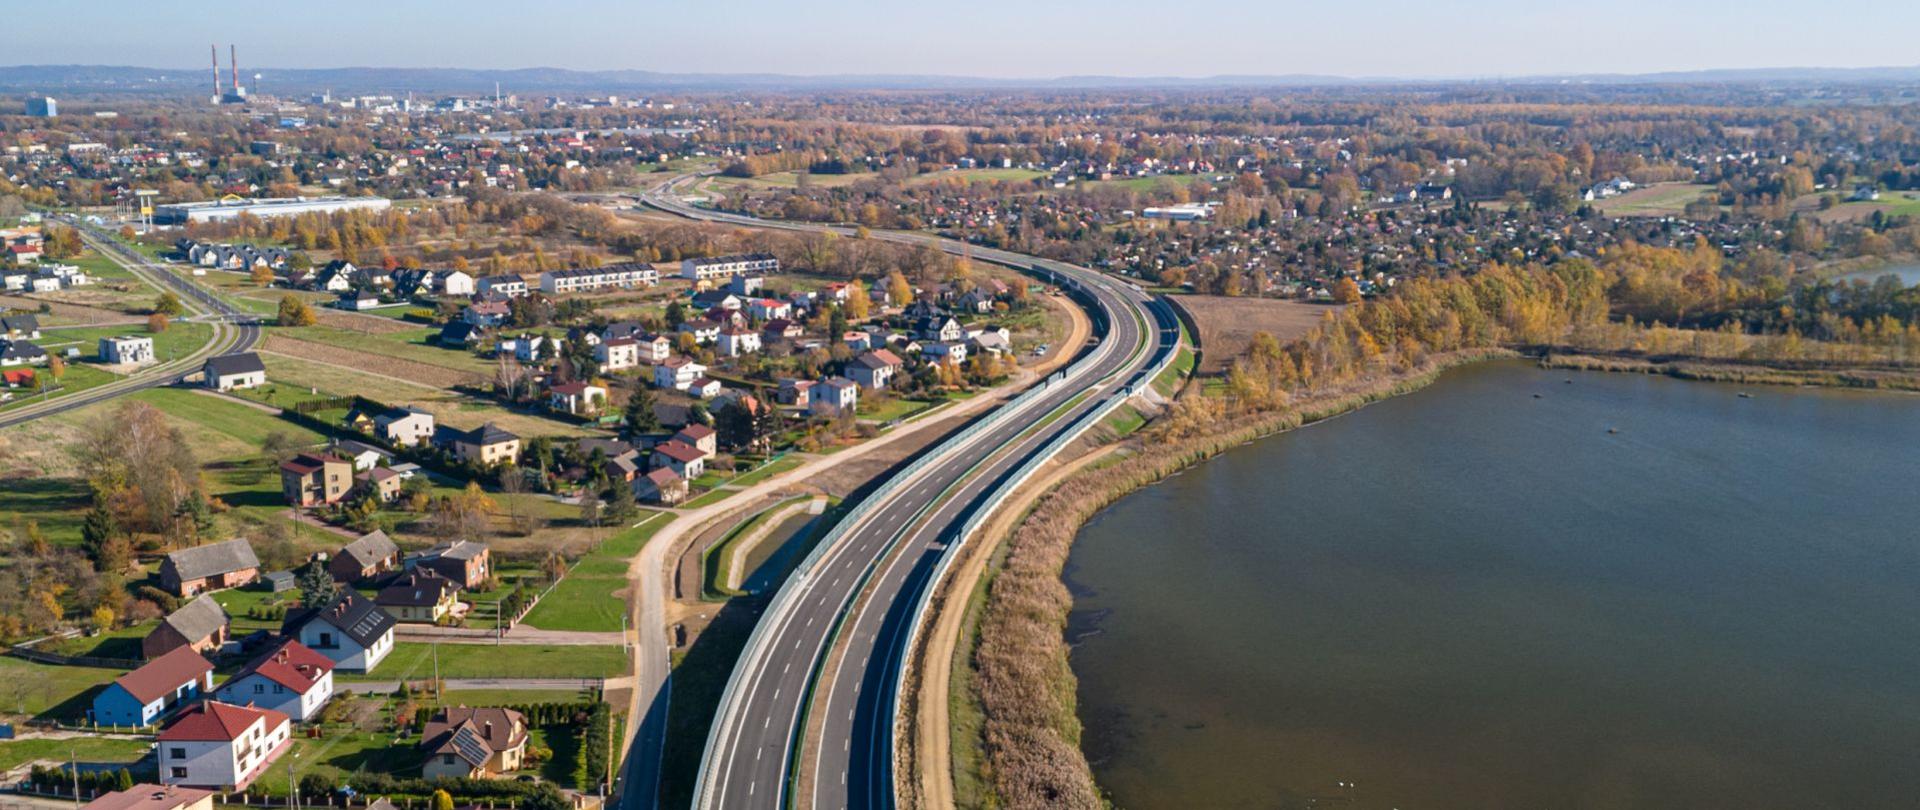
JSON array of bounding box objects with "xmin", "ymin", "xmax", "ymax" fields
[
  {"xmin": 311, "ymin": 307, "xmax": 424, "ymax": 334},
  {"xmin": 258, "ymin": 352, "xmax": 602, "ymax": 437},
  {"xmin": 1175, "ymin": 296, "xmax": 1331, "ymax": 374},
  {"xmin": 263, "ymin": 334, "xmax": 483, "ymax": 389}
]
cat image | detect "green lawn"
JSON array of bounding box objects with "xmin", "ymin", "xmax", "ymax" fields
[
  {"xmin": 521, "ymin": 515, "xmax": 673, "ymax": 632},
  {"xmin": 723, "ymin": 455, "xmax": 804, "ymax": 489},
  {"xmin": 430, "ymin": 688, "xmax": 599, "ymax": 708},
  {"xmin": 211, "ymin": 588, "xmax": 299, "ymax": 632},
  {"xmin": 342, "ymin": 642, "xmax": 628, "ymax": 682},
  {"xmin": 133, "ymin": 387, "xmax": 324, "ymax": 447},
  {"xmin": 37, "ymin": 320, "xmax": 214, "ymax": 366},
  {"xmin": 0, "ymin": 657, "xmax": 125, "ymax": 721},
  {"xmin": 0, "ymin": 365, "xmax": 120, "ymax": 414},
  {"xmin": 32, "ymin": 623, "xmax": 152, "ymax": 660},
  {"xmin": 261, "ymin": 728, "xmax": 422, "ymax": 795},
  {"xmin": 0, "ymin": 736, "xmax": 151, "ymax": 771},
  {"xmin": 1102, "ymin": 404, "xmax": 1147, "ymax": 437},
  {"xmin": 702, "ymin": 497, "xmax": 811, "ymax": 599},
  {"xmin": 858, "ymin": 396, "xmax": 935, "ymax": 422}
]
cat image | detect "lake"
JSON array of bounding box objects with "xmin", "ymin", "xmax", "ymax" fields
[
  {"xmin": 1067, "ymin": 361, "xmax": 1920, "ymax": 809},
  {"xmin": 1833, "ymin": 261, "xmax": 1920, "ymax": 287}
]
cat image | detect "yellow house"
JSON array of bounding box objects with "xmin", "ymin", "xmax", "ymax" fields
[
  {"xmin": 374, "ymin": 572, "xmax": 460, "ymax": 624},
  {"xmin": 420, "ymin": 707, "xmax": 528, "ymax": 779}
]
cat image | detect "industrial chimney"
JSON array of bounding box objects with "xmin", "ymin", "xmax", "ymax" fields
[
  {"xmin": 210, "ymin": 44, "xmax": 220, "ymax": 101},
  {"xmin": 231, "ymin": 45, "xmax": 240, "ymax": 94}
]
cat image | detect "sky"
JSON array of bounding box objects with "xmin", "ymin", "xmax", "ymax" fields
[{"xmin": 8, "ymin": 0, "xmax": 1920, "ymax": 80}]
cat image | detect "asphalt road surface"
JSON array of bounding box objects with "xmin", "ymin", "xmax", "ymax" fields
[
  {"xmin": 0, "ymin": 220, "xmax": 260, "ymax": 429},
  {"xmin": 633, "ymin": 177, "xmax": 1176, "ymax": 810}
]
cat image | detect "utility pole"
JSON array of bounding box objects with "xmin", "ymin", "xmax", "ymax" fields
[{"xmin": 69, "ymin": 747, "xmax": 80, "ymax": 807}]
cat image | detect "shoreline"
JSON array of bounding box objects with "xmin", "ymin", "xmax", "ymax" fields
[
  {"xmin": 960, "ymin": 344, "xmax": 1920, "ymax": 809},
  {"xmin": 962, "ymin": 347, "xmax": 1515, "ymax": 809}
]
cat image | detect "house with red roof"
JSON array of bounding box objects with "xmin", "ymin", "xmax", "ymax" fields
[
  {"xmin": 213, "ymin": 639, "xmax": 335, "ymax": 722},
  {"xmin": 651, "ymin": 440, "xmax": 707, "ymax": 479},
  {"xmin": 81, "ymin": 784, "xmax": 215, "ymax": 810},
  {"xmin": 157, "ymin": 701, "xmax": 291, "ymax": 789},
  {"xmin": 91, "ymin": 647, "xmax": 215, "ymax": 728}
]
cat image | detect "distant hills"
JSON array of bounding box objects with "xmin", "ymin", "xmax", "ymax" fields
[{"xmin": 2, "ymin": 63, "xmax": 1919, "ymax": 95}]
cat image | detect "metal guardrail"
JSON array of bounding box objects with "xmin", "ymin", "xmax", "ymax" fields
[
  {"xmin": 690, "ymin": 276, "xmax": 1136, "ymax": 810},
  {"xmin": 882, "ymin": 296, "xmax": 1180, "ymax": 803}
]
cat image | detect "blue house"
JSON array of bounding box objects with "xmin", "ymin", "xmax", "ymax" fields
[{"xmin": 90, "ymin": 647, "xmax": 214, "ymax": 727}]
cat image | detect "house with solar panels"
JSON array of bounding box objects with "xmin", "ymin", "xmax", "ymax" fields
[
  {"xmin": 279, "ymin": 590, "xmax": 396, "ymax": 673},
  {"xmin": 420, "ymin": 706, "xmax": 529, "ymax": 779}
]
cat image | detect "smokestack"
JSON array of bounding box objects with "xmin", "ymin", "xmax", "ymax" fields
[
  {"xmin": 231, "ymin": 45, "xmax": 240, "ymax": 93},
  {"xmin": 211, "ymin": 45, "xmax": 220, "ymax": 98}
]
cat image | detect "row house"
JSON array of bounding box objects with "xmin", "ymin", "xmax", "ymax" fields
[{"xmin": 537, "ymin": 262, "xmax": 659, "ymax": 294}]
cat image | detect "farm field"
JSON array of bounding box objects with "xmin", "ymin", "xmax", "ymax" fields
[
  {"xmin": 254, "ymin": 352, "xmax": 601, "ymax": 437},
  {"xmin": 1177, "ymin": 295, "xmax": 1331, "ymax": 374},
  {"xmin": 1593, "ymin": 182, "xmax": 1718, "ymax": 217},
  {"xmin": 906, "ymin": 168, "xmax": 1049, "ymax": 186}
]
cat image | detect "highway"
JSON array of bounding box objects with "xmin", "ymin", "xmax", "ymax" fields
[
  {"xmin": 0, "ymin": 220, "xmax": 260, "ymax": 429},
  {"xmin": 634, "ymin": 176, "xmax": 1178, "ymax": 810}
]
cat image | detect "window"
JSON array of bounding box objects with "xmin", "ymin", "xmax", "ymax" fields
[
  {"xmin": 254, "ymin": 683, "xmax": 264, "ymax": 693},
  {"xmin": 170, "ymin": 747, "xmax": 186, "ymax": 760},
  {"xmin": 171, "ymin": 768, "xmax": 187, "ymax": 778},
  {"xmin": 273, "ymin": 684, "xmax": 285, "ymax": 694}
]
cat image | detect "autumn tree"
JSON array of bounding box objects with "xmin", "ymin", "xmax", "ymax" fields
[
  {"xmin": 1331, "ymin": 277, "xmax": 1363, "ymax": 305},
  {"xmin": 845, "ymin": 283, "xmax": 872, "ymax": 320},
  {"xmin": 250, "ymin": 264, "xmax": 275, "ymax": 286},
  {"xmin": 146, "ymin": 313, "xmax": 170, "ymax": 333},
  {"xmin": 153, "ymin": 292, "xmax": 183, "ymax": 316},
  {"xmin": 277, "ymin": 295, "xmax": 317, "ymax": 327}
]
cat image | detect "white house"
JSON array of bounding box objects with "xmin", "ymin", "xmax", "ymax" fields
[
  {"xmin": 681, "ymin": 252, "xmax": 779, "ymax": 281},
  {"xmin": 498, "ymin": 334, "xmax": 562, "ymax": 363},
  {"xmin": 811, "ymin": 377, "xmax": 859, "ymax": 417},
  {"xmin": 847, "ymin": 349, "xmax": 903, "ymax": 390},
  {"xmin": 747, "ymin": 298, "xmax": 792, "ymax": 321},
  {"xmin": 279, "ymin": 591, "xmax": 395, "ymax": 673},
  {"xmin": 539, "ymin": 262, "xmax": 658, "ymax": 294},
  {"xmin": 475, "ymin": 274, "xmax": 528, "ymax": 299},
  {"xmin": 202, "ymin": 353, "xmax": 266, "ymax": 391},
  {"xmin": 548, "ymin": 381, "xmax": 607, "ymax": 415},
  {"xmin": 717, "ymin": 326, "xmax": 762, "ymax": 357},
  {"xmin": 157, "ymin": 701, "xmax": 291, "ymax": 790},
  {"xmin": 100, "ymin": 335, "xmax": 156, "ymax": 366},
  {"xmin": 651, "ymin": 440, "xmax": 707, "ymax": 479},
  {"xmin": 212, "ymin": 639, "xmax": 335, "ymax": 722},
  {"xmin": 654, "ymin": 356, "xmax": 706, "ymax": 391},
  {"xmin": 922, "ymin": 341, "xmax": 968, "ymax": 365},
  {"xmin": 438, "ymin": 270, "xmax": 476, "ymax": 297},
  {"xmin": 373, "ymin": 406, "xmax": 435, "ymax": 447},
  {"xmin": 595, "ymin": 338, "xmax": 640, "ymax": 372}
]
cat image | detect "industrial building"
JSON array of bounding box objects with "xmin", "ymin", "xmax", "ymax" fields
[
  {"xmin": 154, "ymin": 196, "xmax": 391, "ymax": 225},
  {"xmin": 24, "ymin": 97, "xmax": 55, "ymax": 117}
]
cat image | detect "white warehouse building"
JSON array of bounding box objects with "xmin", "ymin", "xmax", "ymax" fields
[{"xmin": 155, "ymin": 196, "xmax": 392, "ymax": 225}]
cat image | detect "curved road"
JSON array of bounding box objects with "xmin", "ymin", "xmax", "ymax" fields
[
  {"xmin": 0, "ymin": 220, "xmax": 260, "ymax": 429},
  {"xmin": 634, "ymin": 177, "xmax": 1177, "ymax": 810}
]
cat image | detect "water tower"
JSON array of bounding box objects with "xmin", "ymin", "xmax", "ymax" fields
[{"xmin": 134, "ymin": 189, "xmax": 159, "ymax": 233}]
